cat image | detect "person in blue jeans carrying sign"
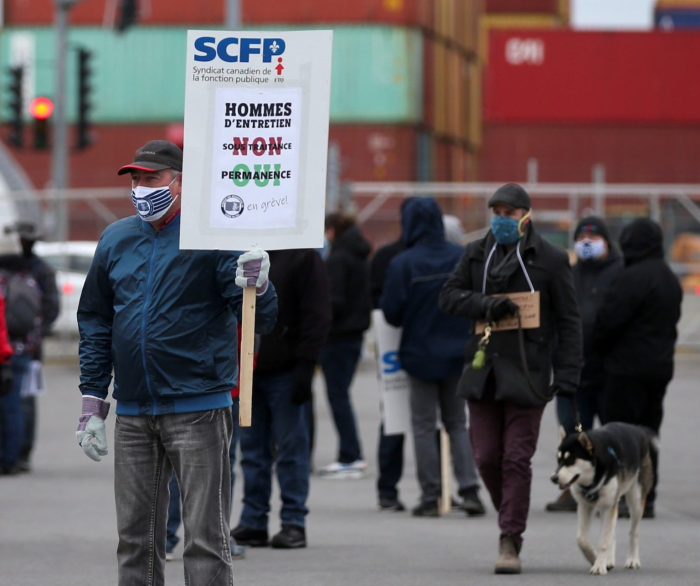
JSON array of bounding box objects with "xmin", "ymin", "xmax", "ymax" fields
[{"xmin": 75, "ymin": 140, "xmax": 278, "ymax": 586}]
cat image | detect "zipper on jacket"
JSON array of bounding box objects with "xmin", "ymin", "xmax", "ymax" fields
[{"xmin": 141, "ymin": 233, "xmax": 159, "ymax": 409}]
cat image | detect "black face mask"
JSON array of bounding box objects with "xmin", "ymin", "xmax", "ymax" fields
[{"xmin": 20, "ymin": 238, "xmax": 35, "ymax": 258}]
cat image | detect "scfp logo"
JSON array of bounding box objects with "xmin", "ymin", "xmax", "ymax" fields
[{"xmin": 194, "ymin": 36, "xmax": 286, "ymax": 63}]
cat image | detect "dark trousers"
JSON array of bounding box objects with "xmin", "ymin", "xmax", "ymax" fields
[
  {"xmin": 468, "ymin": 398, "xmax": 545, "ymax": 545},
  {"xmin": 0, "ymin": 353, "xmax": 30, "ymax": 471},
  {"xmin": 376, "ymin": 424, "xmax": 404, "ymax": 501},
  {"xmin": 239, "ymin": 372, "xmax": 310, "ymax": 529},
  {"xmin": 556, "ymin": 381, "xmax": 606, "ymax": 434},
  {"xmin": 601, "ymin": 373, "xmax": 670, "ymax": 504},
  {"xmin": 20, "ymin": 396, "xmax": 36, "ymax": 462},
  {"xmin": 320, "ymin": 337, "xmax": 364, "ymax": 463}
]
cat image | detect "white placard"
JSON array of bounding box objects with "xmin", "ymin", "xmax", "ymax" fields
[
  {"xmin": 181, "ymin": 30, "xmax": 333, "ymax": 251},
  {"xmin": 373, "ymin": 309, "xmax": 411, "ymax": 436}
]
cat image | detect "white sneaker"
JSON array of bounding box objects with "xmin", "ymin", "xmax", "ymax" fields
[
  {"xmin": 318, "ymin": 460, "xmax": 367, "ymax": 479},
  {"xmin": 165, "ymin": 551, "xmax": 176, "ymax": 562}
]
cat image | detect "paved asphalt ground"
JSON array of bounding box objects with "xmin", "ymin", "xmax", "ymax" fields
[{"xmin": 1, "ymin": 344, "xmax": 699, "ymax": 586}]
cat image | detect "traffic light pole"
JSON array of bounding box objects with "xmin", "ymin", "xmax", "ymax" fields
[{"xmin": 52, "ymin": 0, "xmax": 76, "ymax": 242}]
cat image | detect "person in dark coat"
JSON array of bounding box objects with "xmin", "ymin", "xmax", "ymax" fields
[
  {"xmin": 439, "ymin": 183, "xmax": 582, "ymax": 574},
  {"xmin": 232, "ymin": 248, "xmax": 331, "ymax": 549},
  {"xmin": 0, "ymin": 221, "xmax": 59, "ymax": 474},
  {"xmin": 381, "ymin": 197, "xmax": 484, "ymax": 518},
  {"xmin": 369, "ymin": 199, "xmax": 412, "ymax": 511},
  {"xmin": 546, "ymin": 216, "xmax": 623, "ymax": 512},
  {"xmin": 318, "ymin": 213, "xmax": 372, "ymax": 477},
  {"xmin": 594, "ymin": 217, "xmax": 682, "ymax": 519}
]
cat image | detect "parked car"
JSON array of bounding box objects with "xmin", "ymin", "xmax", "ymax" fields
[{"xmin": 33, "ymin": 241, "xmax": 97, "ymax": 336}]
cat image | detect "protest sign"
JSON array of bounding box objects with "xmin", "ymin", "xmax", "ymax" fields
[
  {"xmin": 181, "ymin": 30, "xmax": 333, "ymax": 251},
  {"xmin": 372, "ymin": 310, "xmax": 411, "ymax": 435},
  {"xmin": 181, "ymin": 30, "xmax": 332, "ymax": 425}
]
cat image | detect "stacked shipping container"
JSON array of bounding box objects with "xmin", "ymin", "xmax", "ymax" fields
[
  {"xmin": 1, "ymin": 0, "xmax": 483, "ymax": 191},
  {"xmin": 244, "ymin": 1, "xmax": 484, "ymax": 184},
  {"xmin": 655, "ymin": 0, "xmax": 700, "ymax": 28},
  {"xmin": 481, "ymin": 30, "xmax": 700, "ymax": 184}
]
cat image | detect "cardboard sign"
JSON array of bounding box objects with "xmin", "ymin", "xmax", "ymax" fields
[
  {"xmin": 372, "ymin": 309, "xmax": 411, "ymax": 435},
  {"xmin": 181, "ymin": 30, "xmax": 333, "ymax": 251},
  {"xmin": 475, "ymin": 291, "xmax": 541, "ymax": 334}
]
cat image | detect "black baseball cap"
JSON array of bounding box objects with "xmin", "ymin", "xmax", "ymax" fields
[
  {"xmin": 574, "ymin": 216, "xmax": 611, "ymax": 244},
  {"xmin": 488, "ymin": 183, "xmax": 531, "ymax": 210},
  {"xmin": 117, "ymin": 140, "xmax": 183, "ymax": 175}
]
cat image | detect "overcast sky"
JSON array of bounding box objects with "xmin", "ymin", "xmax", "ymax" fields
[{"xmin": 572, "ymin": 0, "xmax": 657, "ymax": 30}]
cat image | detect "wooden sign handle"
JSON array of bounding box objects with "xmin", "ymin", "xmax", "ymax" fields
[
  {"xmin": 439, "ymin": 428, "xmax": 452, "ymax": 515},
  {"xmin": 238, "ymin": 286, "xmax": 257, "ymax": 427}
]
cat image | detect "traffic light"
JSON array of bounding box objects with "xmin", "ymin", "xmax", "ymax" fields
[
  {"xmin": 7, "ymin": 66, "xmax": 24, "ymax": 148},
  {"xmin": 30, "ymin": 97, "xmax": 54, "ymax": 150},
  {"xmin": 76, "ymin": 47, "xmax": 93, "ymax": 149}
]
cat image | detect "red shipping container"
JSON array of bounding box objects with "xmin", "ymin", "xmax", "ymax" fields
[
  {"xmin": 243, "ymin": 0, "xmax": 432, "ymax": 29},
  {"xmin": 5, "ymin": 0, "xmax": 223, "ymax": 26},
  {"xmin": 485, "ymin": 0, "xmax": 563, "ymax": 14},
  {"xmin": 329, "ymin": 124, "xmax": 420, "ymax": 182},
  {"xmin": 478, "ymin": 124, "xmax": 700, "ymax": 184},
  {"xmin": 486, "ymin": 30, "xmax": 700, "ymax": 124}
]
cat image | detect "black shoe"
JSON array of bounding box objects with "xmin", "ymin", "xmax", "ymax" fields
[
  {"xmin": 378, "ymin": 497, "xmax": 405, "ymax": 512},
  {"xmin": 15, "ymin": 459, "xmax": 31, "ymax": 473},
  {"xmin": 271, "ymin": 525, "xmax": 306, "ymax": 549},
  {"xmin": 459, "ymin": 488, "xmax": 486, "ymax": 517},
  {"xmin": 231, "ymin": 525, "xmax": 269, "ymax": 547},
  {"xmin": 545, "ymin": 490, "xmax": 578, "ymax": 512},
  {"xmin": 411, "ymin": 501, "xmax": 439, "ymax": 517}
]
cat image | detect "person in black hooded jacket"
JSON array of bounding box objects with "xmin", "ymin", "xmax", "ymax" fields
[
  {"xmin": 546, "ymin": 216, "xmax": 623, "ymax": 512},
  {"xmin": 318, "ymin": 213, "xmax": 372, "ymax": 477},
  {"xmin": 594, "ymin": 217, "xmax": 682, "ymax": 518}
]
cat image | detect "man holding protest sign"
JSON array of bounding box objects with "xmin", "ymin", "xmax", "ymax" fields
[
  {"xmin": 76, "ymin": 140, "xmax": 278, "ymax": 586},
  {"xmin": 439, "ymin": 183, "xmax": 582, "ymax": 575}
]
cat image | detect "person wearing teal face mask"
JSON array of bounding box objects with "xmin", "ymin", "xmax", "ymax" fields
[{"xmin": 439, "ymin": 183, "xmax": 582, "ymax": 575}]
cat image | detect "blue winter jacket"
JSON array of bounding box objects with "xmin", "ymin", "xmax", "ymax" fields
[
  {"xmin": 380, "ymin": 198, "xmax": 472, "ymax": 381},
  {"xmin": 77, "ymin": 215, "xmax": 278, "ymax": 416}
]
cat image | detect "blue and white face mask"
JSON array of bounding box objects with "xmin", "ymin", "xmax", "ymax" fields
[
  {"xmin": 131, "ymin": 179, "xmax": 176, "ymax": 222},
  {"xmin": 574, "ymin": 239, "xmax": 607, "ymax": 261}
]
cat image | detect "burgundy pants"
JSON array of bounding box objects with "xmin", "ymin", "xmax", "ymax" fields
[{"xmin": 467, "ymin": 398, "xmax": 545, "ymax": 545}]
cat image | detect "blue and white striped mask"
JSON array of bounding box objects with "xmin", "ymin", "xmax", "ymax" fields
[{"xmin": 131, "ymin": 180, "xmax": 176, "ymax": 222}]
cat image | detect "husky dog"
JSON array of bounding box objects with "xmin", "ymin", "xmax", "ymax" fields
[{"xmin": 550, "ymin": 422, "xmax": 656, "ymax": 575}]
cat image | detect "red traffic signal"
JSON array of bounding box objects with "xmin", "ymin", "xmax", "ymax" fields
[{"xmin": 30, "ymin": 97, "xmax": 55, "ymax": 121}]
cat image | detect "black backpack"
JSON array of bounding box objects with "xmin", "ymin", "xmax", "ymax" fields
[{"xmin": 0, "ymin": 270, "xmax": 42, "ymax": 339}]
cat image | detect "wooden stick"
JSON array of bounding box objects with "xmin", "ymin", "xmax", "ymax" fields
[
  {"xmin": 238, "ymin": 286, "xmax": 257, "ymax": 427},
  {"xmin": 439, "ymin": 427, "xmax": 452, "ymax": 516}
]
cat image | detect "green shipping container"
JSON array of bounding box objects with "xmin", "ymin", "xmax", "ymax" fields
[{"xmin": 0, "ymin": 25, "xmax": 422, "ymax": 124}]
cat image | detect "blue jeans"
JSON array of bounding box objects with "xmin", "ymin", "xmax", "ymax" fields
[
  {"xmin": 239, "ymin": 371, "xmax": 310, "ymax": 529},
  {"xmin": 319, "ymin": 337, "xmax": 364, "ymax": 463},
  {"xmin": 0, "ymin": 353, "xmax": 30, "ymax": 471},
  {"xmin": 166, "ymin": 401, "xmax": 240, "ymax": 552},
  {"xmin": 114, "ymin": 408, "xmax": 233, "ymax": 586}
]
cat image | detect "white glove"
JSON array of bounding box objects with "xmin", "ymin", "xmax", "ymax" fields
[
  {"xmin": 76, "ymin": 395, "xmax": 110, "ymax": 462},
  {"xmin": 235, "ymin": 248, "xmax": 270, "ymax": 295},
  {"xmin": 77, "ymin": 416, "xmax": 109, "ymax": 462}
]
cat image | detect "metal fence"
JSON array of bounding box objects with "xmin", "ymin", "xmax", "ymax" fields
[{"xmin": 6, "ymin": 180, "xmax": 700, "ymax": 351}]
